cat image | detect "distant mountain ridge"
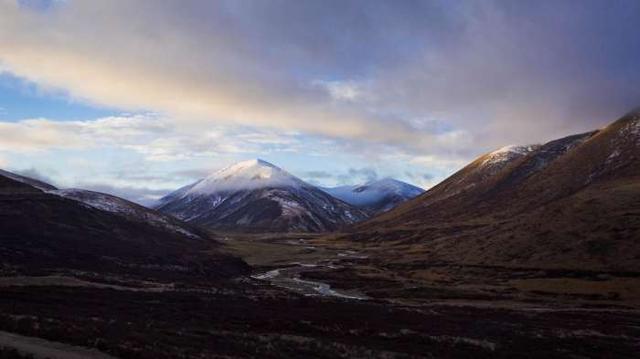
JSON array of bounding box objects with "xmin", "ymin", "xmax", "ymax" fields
[
  {"xmin": 322, "ymin": 178, "xmax": 424, "ymax": 214},
  {"xmin": 156, "ymin": 159, "xmax": 368, "ymax": 232}
]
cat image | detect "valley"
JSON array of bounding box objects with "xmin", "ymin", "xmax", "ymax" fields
[
  {"xmin": 3, "ymin": 1, "xmax": 640, "ymax": 357},
  {"xmin": 228, "ymin": 233, "xmax": 640, "ymax": 308},
  {"xmin": 1, "ymin": 112, "xmax": 639, "ymax": 357}
]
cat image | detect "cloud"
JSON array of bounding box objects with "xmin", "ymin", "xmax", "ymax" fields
[
  {"xmin": 303, "ymin": 170, "xmax": 334, "ymax": 179},
  {"xmin": 405, "ymin": 171, "xmax": 434, "ymax": 182},
  {"xmin": 11, "ymin": 167, "xmax": 57, "ymax": 186},
  {"xmin": 313, "ymin": 80, "xmax": 364, "ymax": 102},
  {"xmin": 302, "ymin": 165, "xmax": 437, "ymax": 189},
  {"xmin": 2, "ymin": 0, "xmax": 639, "ymax": 199},
  {"xmin": 0, "ymin": 118, "xmax": 84, "ymax": 151},
  {"xmin": 401, "ymin": 171, "xmax": 434, "ymax": 189},
  {"xmin": 366, "ymin": 1, "xmax": 640, "ymax": 148},
  {"xmin": 0, "ymin": 114, "xmax": 166, "ymax": 152},
  {"xmin": 299, "ymin": 168, "xmax": 376, "ymax": 187},
  {"xmin": 311, "ymin": 167, "xmax": 379, "ymax": 186},
  {"xmin": 408, "ymin": 155, "xmax": 468, "ymax": 173},
  {"xmin": 344, "ymin": 167, "xmax": 378, "ymax": 183},
  {"xmin": 17, "ymin": 0, "xmax": 66, "ymax": 12},
  {"xmin": 169, "ymin": 169, "xmax": 213, "ymax": 181},
  {"xmin": 0, "ymin": 0, "xmax": 453, "ymax": 152},
  {"xmin": 3, "ymin": 1, "xmax": 634, "ymax": 157},
  {"xmin": 74, "ymin": 182, "xmax": 170, "ymax": 206},
  {"xmin": 0, "ymin": 113, "xmax": 309, "ymax": 161}
]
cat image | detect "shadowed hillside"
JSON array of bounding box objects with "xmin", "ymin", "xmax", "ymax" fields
[{"xmin": 0, "ymin": 171, "xmax": 249, "ymax": 280}]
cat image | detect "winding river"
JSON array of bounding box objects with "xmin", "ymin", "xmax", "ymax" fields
[
  {"xmin": 251, "ymin": 245, "xmax": 369, "ymax": 300},
  {"xmin": 252, "ymin": 263, "xmax": 367, "ymax": 300}
]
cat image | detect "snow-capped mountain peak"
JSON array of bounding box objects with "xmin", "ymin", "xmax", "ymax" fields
[
  {"xmin": 187, "ymin": 159, "xmax": 304, "ymax": 195},
  {"xmin": 361, "ymin": 178, "xmax": 422, "ymax": 194},
  {"xmin": 156, "ymin": 159, "xmax": 367, "ymax": 232},
  {"xmin": 323, "ymin": 178, "xmax": 424, "ymax": 214}
]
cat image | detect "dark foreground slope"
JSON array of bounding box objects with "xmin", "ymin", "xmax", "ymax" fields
[
  {"xmin": 1, "ymin": 283, "xmax": 639, "ymax": 359},
  {"xmin": 342, "ymin": 111, "xmax": 640, "ymax": 271},
  {"xmin": 0, "ymin": 171, "xmax": 248, "ymax": 279}
]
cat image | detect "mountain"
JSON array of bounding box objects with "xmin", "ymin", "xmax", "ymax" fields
[
  {"xmin": 323, "ymin": 178, "xmax": 424, "ymax": 214},
  {"xmin": 0, "ymin": 169, "xmax": 57, "ymax": 191},
  {"xmin": 0, "ymin": 170, "xmax": 205, "ymax": 239},
  {"xmin": 50, "ymin": 188, "xmax": 205, "ymax": 239},
  {"xmin": 155, "ymin": 159, "xmax": 367, "ymax": 232},
  {"xmin": 0, "ymin": 169, "xmax": 248, "ymax": 278},
  {"xmin": 345, "ymin": 111, "xmax": 640, "ymax": 271}
]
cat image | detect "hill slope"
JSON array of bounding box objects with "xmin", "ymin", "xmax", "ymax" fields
[
  {"xmin": 51, "ymin": 188, "xmax": 204, "ymax": 239},
  {"xmin": 0, "ymin": 170, "xmax": 248, "ymax": 278},
  {"xmin": 344, "ymin": 111, "xmax": 640, "ymax": 271}
]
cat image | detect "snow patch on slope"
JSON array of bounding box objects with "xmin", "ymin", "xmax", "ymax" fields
[
  {"xmin": 603, "ymin": 114, "xmax": 640, "ymax": 168},
  {"xmin": 619, "ymin": 114, "xmax": 640, "ymax": 143},
  {"xmin": 482, "ymin": 145, "xmax": 537, "ymax": 166},
  {"xmin": 51, "ymin": 189, "xmax": 200, "ymax": 239},
  {"xmin": 52, "ymin": 189, "xmax": 132, "ymax": 214}
]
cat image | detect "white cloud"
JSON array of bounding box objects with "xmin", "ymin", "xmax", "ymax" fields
[
  {"xmin": 73, "ymin": 182, "xmax": 170, "ymax": 206},
  {"xmin": 409, "ymin": 155, "xmax": 467, "ymax": 172},
  {"xmin": 0, "ymin": 118, "xmax": 87, "ymax": 151},
  {"xmin": 313, "ymin": 80, "xmax": 364, "ymax": 102},
  {"xmin": 0, "ymin": 114, "xmax": 167, "ymax": 152},
  {"xmin": 0, "ymin": 113, "xmax": 313, "ymax": 162},
  {"xmin": 0, "ymin": 0, "xmax": 636, "ymax": 157},
  {"xmin": 2, "ymin": 1, "xmax": 634, "ymax": 202}
]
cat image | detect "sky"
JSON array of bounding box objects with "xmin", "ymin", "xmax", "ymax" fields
[{"xmin": 1, "ymin": 0, "xmax": 639, "ymax": 204}]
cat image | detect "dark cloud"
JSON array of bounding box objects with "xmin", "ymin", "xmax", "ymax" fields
[{"xmin": 370, "ymin": 0, "xmax": 640, "ymax": 149}]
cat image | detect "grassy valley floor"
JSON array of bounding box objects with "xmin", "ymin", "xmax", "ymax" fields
[{"xmin": 0, "ymin": 232, "xmax": 638, "ymax": 358}]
